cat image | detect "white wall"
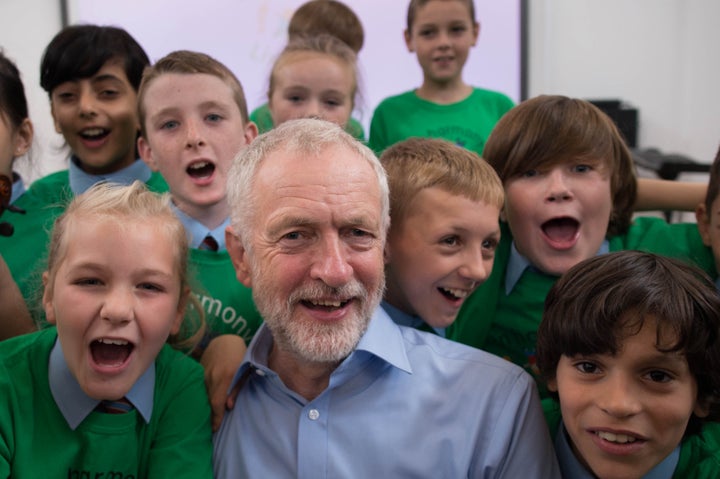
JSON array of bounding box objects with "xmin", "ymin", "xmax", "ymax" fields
[
  {"xmin": 0, "ymin": 0, "xmax": 62, "ymax": 181},
  {"xmin": 1, "ymin": 0, "xmax": 719, "ymax": 182},
  {"xmin": 528, "ymin": 0, "xmax": 720, "ymax": 164}
]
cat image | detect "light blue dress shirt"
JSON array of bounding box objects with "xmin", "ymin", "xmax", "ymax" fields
[
  {"xmin": 68, "ymin": 156, "xmax": 152, "ymax": 195},
  {"xmin": 554, "ymin": 420, "xmax": 679, "ymax": 478},
  {"xmin": 505, "ymin": 239, "xmax": 610, "ymax": 294},
  {"xmin": 48, "ymin": 336, "xmax": 155, "ymax": 430},
  {"xmin": 213, "ymin": 306, "xmax": 560, "ymax": 478},
  {"xmin": 10, "ymin": 172, "xmax": 24, "ymax": 204},
  {"xmin": 381, "ymin": 299, "xmax": 446, "ymax": 336},
  {"xmin": 171, "ymin": 204, "xmax": 230, "ymax": 251}
]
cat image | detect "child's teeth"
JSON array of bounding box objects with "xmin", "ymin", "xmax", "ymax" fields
[
  {"xmin": 189, "ymin": 161, "xmax": 210, "ymax": 170},
  {"xmin": 597, "ymin": 431, "xmax": 636, "ymax": 444},
  {"xmin": 442, "ymin": 288, "xmax": 469, "ymax": 299},
  {"xmin": 97, "ymin": 338, "xmax": 129, "ymax": 346},
  {"xmin": 83, "ymin": 128, "xmax": 105, "ymax": 136}
]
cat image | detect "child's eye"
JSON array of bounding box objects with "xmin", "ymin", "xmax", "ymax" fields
[
  {"xmin": 138, "ymin": 283, "xmax": 164, "ymax": 293},
  {"xmin": 450, "ymin": 25, "xmax": 468, "ymax": 34},
  {"xmin": 482, "ymin": 237, "xmax": 498, "ymax": 252},
  {"xmin": 419, "ymin": 28, "xmax": 436, "ymax": 37},
  {"xmin": 441, "ymin": 235, "xmax": 460, "ymax": 247},
  {"xmin": 55, "ymin": 91, "xmax": 76, "ymax": 103},
  {"xmin": 521, "ymin": 169, "xmax": 538, "ymax": 178},
  {"xmin": 160, "ymin": 120, "xmax": 179, "ymax": 130},
  {"xmin": 574, "ymin": 361, "xmax": 600, "ymax": 374},
  {"xmin": 74, "ymin": 277, "xmax": 102, "ymax": 287},
  {"xmin": 646, "ymin": 370, "xmax": 672, "ymax": 383},
  {"xmin": 324, "ymin": 98, "xmax": 342, "ymax": 108},
  {"xmin": 286, "ymin": 94, "xmax": 305, "ymax": 104},
  {"xmin": 573, "ymin": 164, "xmax": 592, "ymax": 173},
  {"xmin": 99, "ymin": 89, "xmax": 119, "ymax": 99},
  {"xmin": 206, "ymin": 113, "xmax": 223, "ymax": 122}
]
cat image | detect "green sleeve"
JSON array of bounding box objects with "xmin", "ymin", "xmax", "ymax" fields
[
  {"xmin": 609, "ymin": 217, "xmax": 715, "ymax": 276},
  {"xmin": 674, "ymin": 422, "xmax": 720, "ymax": 478},
  {"xmin": 147, "ymin": 347, "xmax": 213, "ymax": 478},
  {"xmin": 0, "ymin": 360, "xmax": 13, "ymax": 479},
  {"xmin": 368, "ymin": 100, "xmax": 390, "ymax": 155},
  {"xmin": 250, "ymin": 103, "xmax": 275, "ymax": 134},
  {"xmin": 346, "ymin": 117, "xmax": 365, "ymax": 141}
]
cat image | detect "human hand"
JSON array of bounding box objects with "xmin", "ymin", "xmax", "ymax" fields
[{"xmin": 199, "ymin": 334, "xmax": 247, "ymax": 431}]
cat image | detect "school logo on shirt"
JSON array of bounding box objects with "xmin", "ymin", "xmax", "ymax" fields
[
  {"xmin": 196, "ymin": 293, "xmax": 254, "ymax": 342},
  {"xmin": 426, "ymin": 126, "xmax": 485, "ymax": 152}
]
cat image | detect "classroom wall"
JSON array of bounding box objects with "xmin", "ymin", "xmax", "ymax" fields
[
  {"xmin": 1, "ymin": 0, "xmax": 719, "ymax": 182},
  {"xmin": 528, "ymin": 0, "xmax": 720, "ymax": 165},
  {"xmin": 1, "ymin": 0, "xmax": 62, "ymax": 181}
]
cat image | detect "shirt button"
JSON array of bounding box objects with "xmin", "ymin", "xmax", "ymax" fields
[
  {"xmin": 255, "ymin": 369, "xmax": 265, "ymax": 376},
  {"xmin": 308, "ymin": 409, "xmax": 320, "ymax": 421}
]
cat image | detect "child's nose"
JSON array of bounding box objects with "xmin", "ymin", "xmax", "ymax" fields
[
  {"xmin": 185, "ymin": 120, "xmax": 206, "ymax": 148},
  {"xmin": 100, "ymin": 288, "xmax": 134, "ymax": 325},
  {"xmin": 78, "ymin": 89, "xmax": 98, "ymax": 118},
  {"xmin": 597, "ymin": 374, "xmax": 642, "ymax": 418},
  {"xmin": 460, "ymin": 253, "xmax": 490, "ymax": 284},
  {"xmin": 305, "ymin": 99, "xmax": 322, "ymax": 120},
  {"xmin": 545, "ymin": 170, "xmax": 572, "ymax": 202}
]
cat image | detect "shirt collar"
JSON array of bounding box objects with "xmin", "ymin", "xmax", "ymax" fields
[
  {"xmin": 381, "ymin": 300, "xmax": 445, "ymax": 337},
  {"xmin": 48, "ymin": 335, "xmax": 155, "ymax": 429},
  {"xmin": 555, "ymin": 420, "xmax": 679, "ymax": 479},
  {"xmin": 505, "ymin": 239, "xmax": 610, "ymax": 294},
  {"xmin": 171, "ymin": 203, "xmax": 230, "ymax": 251},
  {"xmin": 233, "ymin": 305, "xmax": 413, "ymax": 390},
  {"xmin": 68, "ymin": 156, "xmax": 152, "ymax": 195},
  {"xmin": 10, "ymin": 172, "xmax": 25, "ymax": 204}
]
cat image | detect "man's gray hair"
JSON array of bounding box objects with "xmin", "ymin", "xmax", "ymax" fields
[{"xmin": 227, "ymin": 118, "xmax": 390, "ymax": 246}]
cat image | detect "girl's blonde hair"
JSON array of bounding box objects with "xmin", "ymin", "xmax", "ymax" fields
[
  {"xmin": 268, "ymin": 33, "xmax": 360, "ymax": 111},
  {"xmin": 45, "ymin": 181, "xmax": 205, "ymax": 350}
]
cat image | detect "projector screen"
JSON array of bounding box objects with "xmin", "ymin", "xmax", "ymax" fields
[{"xmin": 63, "ymin": 0, "xmax": 525, "ymax": 132}]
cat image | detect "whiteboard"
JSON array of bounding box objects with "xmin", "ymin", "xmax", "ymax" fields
[{"xmin": 64, "ymin": 0, "xmax": 525, "ymax": 132}]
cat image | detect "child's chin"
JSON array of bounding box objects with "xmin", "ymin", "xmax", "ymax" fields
[{"xmin": 82, "ymin": 379, "xmax": 134, "ymax": 402}]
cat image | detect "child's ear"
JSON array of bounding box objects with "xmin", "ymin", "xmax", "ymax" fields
[
  {"xmin": 694, "ymin": 396, "xmax": 711, "ymax": 419},
  {"xmin": 50, "ymin": 103, "xmax": 62, "ymax": 134},
  {"xmin": 243, "ymin": 121, "xmax": 259, "ymax": 145},
  {"xmin": 499, "ymin": 205, "xmax": 508, "ymax": 223},
  {"xmin": 13, "ymin": 118, "xmax": 33, "ymax": 157},
  {"xmin": 472, "ymin": 21, "xmax": 480, "ymax": 46},
  {"xmin": 42, "ymin": 271, "xmax": 57, "ymax": 325},
  {"xmin": 383, "ymin": 242, "xmax": 392, "ymax": 265},
  {"xmin": 546, "ymin": 377, "xmax": 558, "ymax": 392},
  {"xmin": 404, "ymin": 29, "xmax": 414, "ymax": 53},
  {"xmin": 137, "ymin": 136, "xmax": 159, "ymax": 172},
  {"xmin": 226, "ymin": 226, "xmax": 253, "ymax": 288},
  {"xmin": 696, "ymin": 203, "xmax": 712, "ymax": 246}
]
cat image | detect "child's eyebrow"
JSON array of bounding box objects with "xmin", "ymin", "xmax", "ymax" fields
[
  {"xmin": 67, "ymin": 262, "xmax": 174, "ymax": 279},
  {"xmin": 197, "ymin": 100, "xmax": 234, "ymax": 112},
  {"xmin": 91, "ymin": 74, "xmax": 126, "ymax": 85}
]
